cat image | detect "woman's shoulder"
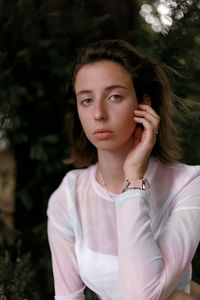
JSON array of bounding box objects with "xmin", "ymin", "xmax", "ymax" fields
[
  {"xmin": 165, "ymin": 160, "xmax": 199, "ymax": 179},
  {"xmin": 152, "ymin": 157, "xmax": 200, "ymax": 189},
  {"xmin": 63, "ymin": 164, "xmax": 96, "ymax": 185},
  {"xmin": 47, "ymin": 165, "xmax": 96, "ymax": 218},
  {"xmin": 48, "ymin": 165, "xmax": 96, "ymax": 204},
  {"xmin": 149, "ymin": 158, "xmax": 200, "ymax": 221}
]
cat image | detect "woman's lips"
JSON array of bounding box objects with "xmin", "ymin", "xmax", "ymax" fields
[{"xmin": 93, "ymin": 129, "xmax": 114, "ymax": 140}]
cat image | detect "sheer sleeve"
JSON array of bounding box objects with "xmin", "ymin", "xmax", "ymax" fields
[
  {"xmin": 47, "ymin": 178, "xmax": 85, "ymax": 300},
  {"xmin": 115, "ymin": 173, "xmax": 200, "ymax": 300}
]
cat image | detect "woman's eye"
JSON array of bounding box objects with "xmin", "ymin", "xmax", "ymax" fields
[
  {"xmin": 80, "ymin": 98, "xmax": 92, "ymax": 105},
  {"xmin": 110, "ymin": 94, "xmax": 122, "ymax": 101}
]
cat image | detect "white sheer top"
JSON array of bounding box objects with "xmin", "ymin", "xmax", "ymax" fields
[{"xmin": 47, "ymin": 157, "xmax": 200, "ymax": 300}]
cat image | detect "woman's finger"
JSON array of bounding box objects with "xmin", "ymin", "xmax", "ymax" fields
[
  {"xmin": 135, "ymin": 106, "xmax": 160, "ymax": 120},
  {"xmin": 133, "ymin": 117, "xmax": 158, "ymax": 146},
  {"xmin": 138, "ymin": 104, "xmax": 159, "ymax": 118},
  {"xmin": 134, "ymin": 110, "xmax": 160, "ymax": 130},
  {"xmin": 134, "ymin": 117, "xmax": 156, "ymax": 133},
  {"xmin": 136, "ymin": 104, "xmax": 160, "ymax": 121},
  {"xmin": 134, "ymin": 111, "xmax": 160, "ymax": 134}
]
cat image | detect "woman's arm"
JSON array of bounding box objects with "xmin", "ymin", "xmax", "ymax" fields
[
  {"xmin": 47, "ymin": 179, "xmax": 85, "ymax": 300},
  {"xmin": 48, "ymin": 220, "xmax": 85, "ymax": 299},
  {"xmin": 118, "ymin": 103, "xmax": 200, "ymax": 299},
  {"xmin": 168, "ymin": 280, "xmax": 200, "ymax": 300},
  {"xmin": 115, "ymin": 174, "xmax": 200, "ymax": 300},
  {"xmin": 167, "ymin": 289, "xmax": 195, "ymax": 300},
  {"xmin": 190, "ymin": 281, "xmax": 200, "ymax": 299}
]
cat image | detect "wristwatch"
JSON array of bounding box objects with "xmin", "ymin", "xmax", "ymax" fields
[{"xmin": 122, "ymin": 178, "xmax": 150, "ymax": 193}]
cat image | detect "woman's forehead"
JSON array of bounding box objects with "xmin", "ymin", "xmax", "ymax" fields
[{"xmin": 74, "ymin": 60, "xmax": 133, "ymax": 92}]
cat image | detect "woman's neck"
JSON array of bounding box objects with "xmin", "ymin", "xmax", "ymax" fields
[{"xmin": 96, "ymin": 149, "xmax": 130, "ymax": 194}]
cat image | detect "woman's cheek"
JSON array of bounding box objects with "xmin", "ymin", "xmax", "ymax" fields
[{"xmin": 126, "ymin": 111, "xmax": 137, "ymax": 132}]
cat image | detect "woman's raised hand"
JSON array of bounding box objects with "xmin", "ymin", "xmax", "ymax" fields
[{"xmin": 123, "ymin": 104, "xmax": 160, "ymax": 180}]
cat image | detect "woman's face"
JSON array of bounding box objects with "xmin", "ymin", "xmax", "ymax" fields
[{"xmin": 74, "ymin": 60, "xmax": 138, "ymax": 153}]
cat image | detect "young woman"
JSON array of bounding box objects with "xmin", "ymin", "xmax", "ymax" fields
[{"xmin": 47, "ymin": 40, "xmax": 200, "ymax": 300}]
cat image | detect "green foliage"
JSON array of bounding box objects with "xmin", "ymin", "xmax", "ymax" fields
[
  {"xmin": 0, "ymin": 220, "xmax": 39, "ymax": 300},
  {"xmin": 0, "ymin": 0, "xmax": 110, "ymax": 214},
  {"xmin": 131, "ymin": 0, "xmax": 200, "ymax": 165},
  {"xmin": 0, "ymin": 250, "xmax": 36, "ymax": 300},
  {"xmin": 0, "ymin": 0, "xmax": 110, "ymax": 298},
  {"xmin": 160, "ymin": 0, "xmax": 200, "ymax": 165},
  {"xmin": 136, "ymin": 0, "xmax": 200, "ymax": 282}
]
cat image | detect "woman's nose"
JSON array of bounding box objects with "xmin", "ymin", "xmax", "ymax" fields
[{"xmin": 93, "ymin": 100, "xmax": 108, "ymax": 121}]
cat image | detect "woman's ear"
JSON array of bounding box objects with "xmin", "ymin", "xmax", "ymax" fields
[{"xmin": 142, "ymin": 94, "xmax": 151, "ymax": 106}]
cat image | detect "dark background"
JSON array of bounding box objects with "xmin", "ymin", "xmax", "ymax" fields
[{"xmin": 0, "ymin": 0, "xmax": 199, "ymax": 299}]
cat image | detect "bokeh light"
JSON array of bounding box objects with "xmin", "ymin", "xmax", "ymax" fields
[{"xmin": 140, "ymin": 0, "xmax": 193, "ymax": 34}]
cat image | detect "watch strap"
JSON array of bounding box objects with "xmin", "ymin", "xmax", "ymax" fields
[{"xmin": 122, "ymin": 179, "xmax": 149, "ymax": 192}]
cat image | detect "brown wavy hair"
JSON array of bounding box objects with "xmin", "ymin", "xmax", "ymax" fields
[{"xmin": 65, "ymin": 39, "xmax": 183, "ymax": 167}]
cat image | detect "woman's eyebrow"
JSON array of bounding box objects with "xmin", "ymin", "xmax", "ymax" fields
[
  {"xmin": 76, "ymin": 85, "xmax": 128, "ymax": 96},
  {"xmin": 76, "ymin": 90, "xmax": 93, "ymax": 97},
  {"xmin": 105, "ymin": 85, "xmax": 129, "ymax": 91}
]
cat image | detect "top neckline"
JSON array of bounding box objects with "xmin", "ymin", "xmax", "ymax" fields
[{"xmin": 89, "ymin": 156, "xmax": 157, "ymax": 202}]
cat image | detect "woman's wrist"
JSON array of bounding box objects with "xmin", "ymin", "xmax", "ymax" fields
[
  {"xmin": 124, "ymin": 168, "xmax": 145, "ymax": 181},
  {"xmin": 124, "ymin": 159, "xmax": 149, "ymax": 180}
]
